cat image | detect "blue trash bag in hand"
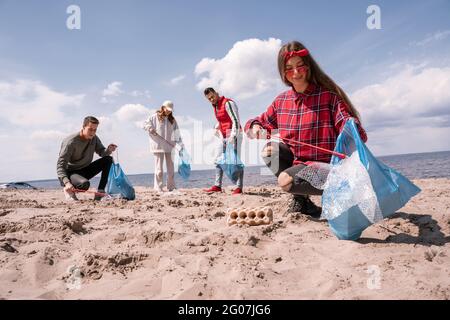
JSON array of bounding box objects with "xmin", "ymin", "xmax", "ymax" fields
[
  {"xmin": 217, "ymin": 141, "xmax": 244, "ymax": 184},
  {"xmin": 321, "ymin": 119, "xmax": 421, "ymax": 240},
  {"xmin": 106, "ymin": 162, "xmax": 136, "ymax": 200},
  {"xmin": 178, "ymin": 148, "xmax": 191, "ymax": 181}
]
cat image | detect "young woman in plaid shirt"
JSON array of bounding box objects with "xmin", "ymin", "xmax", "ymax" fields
[{"xmin": 245, "ymin": 41, "xmax": 367, "ymax": 217}]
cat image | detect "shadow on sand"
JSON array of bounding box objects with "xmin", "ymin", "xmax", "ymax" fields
[{"xmin": 358, "ymin": 211, "xmax": 450, "ymax": 246}]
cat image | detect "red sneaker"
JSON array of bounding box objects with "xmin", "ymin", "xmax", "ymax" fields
[
  {"xmin": 232, "ymin": 188, "xmax": 243, "ymax": 195},
  {"xmin": 204, "ymin": 186, "xmax": 222, "ymax": 193}
]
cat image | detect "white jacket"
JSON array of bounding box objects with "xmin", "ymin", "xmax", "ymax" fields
[{"xmin": 143, "ymin": 113, "xmax": 183, "ymax": 153}]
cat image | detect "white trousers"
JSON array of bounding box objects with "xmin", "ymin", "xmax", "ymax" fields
[{"xmin": 154, "ymin": 152, "xmax": 175, "ymax": 191}]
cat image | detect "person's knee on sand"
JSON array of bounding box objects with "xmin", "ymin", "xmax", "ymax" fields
[
  {"xmin": 278, "ymin": 172, "xmax": 293, "ymax": 191},
  {"xmin": 69, "ymin": 174, "xmax": 90, "ymax": 191},
  {"xmin": 77, "ymin": 180, "xmax": 90, "ymax": 191}
]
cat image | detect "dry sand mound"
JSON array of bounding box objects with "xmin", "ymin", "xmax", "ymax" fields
[{"xmin": 0, "ymin": 179, "xmax": 449, "ymax": 299}]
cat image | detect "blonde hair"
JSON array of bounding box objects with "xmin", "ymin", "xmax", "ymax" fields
[{"xmin": 278, "ymin": 41, "xmax": 362, "ymax": 122}]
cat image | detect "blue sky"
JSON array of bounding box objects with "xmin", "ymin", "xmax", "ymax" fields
[{"xmin": 1, "ymin": 0, "xmax": 450, "ymax": 181}]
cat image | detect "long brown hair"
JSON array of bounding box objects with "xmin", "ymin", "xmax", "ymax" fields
[
  {"xmin": 157, "ymin": 106, "xmax": 175, "ymax": 124},
  {"xmin": 278, "ymin": 41, "xmax": 361, "ymax": 122}
]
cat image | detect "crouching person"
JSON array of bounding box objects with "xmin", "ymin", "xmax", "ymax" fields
[
  {"xmin": 57, "ymin": 116, "xmax": 117, "ymax": 201},
  {"xmin": 245, "ymin": 41, "xmax": 367, "ymax": 217}
]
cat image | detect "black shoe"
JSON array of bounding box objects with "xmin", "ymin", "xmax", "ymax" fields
[
  {"xmin": 302, "ymin": 196, "xmax": 322, "ymax": 218},
  {"xmin": 286, "ymin": 195, "xmax": 322, "ymax": 218},
  {"xmin": 286, "ymin": 195, "xmax": 306, "ymax": 213}
]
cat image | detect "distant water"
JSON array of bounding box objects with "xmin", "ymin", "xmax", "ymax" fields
[{"xmin": 12, "ymin": 150, "xmax": 450, "ymax": 190}]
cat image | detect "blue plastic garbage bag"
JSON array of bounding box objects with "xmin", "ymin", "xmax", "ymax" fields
[
  {"xmin": 217, "ymin": 141, "xmax": 244, "ymax": 184},
  {"xmin": 321, "ymin": 119, "xmax": 421, "ymax": 240},
  {"xmin": 106, "ymin": 162, "xmax": 136, "ymax": 200},
  {"xmin": 178, "ymin": 148, "xmax": 191, "ymax": 181}
]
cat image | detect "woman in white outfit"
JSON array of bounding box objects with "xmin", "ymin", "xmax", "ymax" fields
[{"xmin": 143, "ymin": 101, "xmax": 184, "ymax": 192}]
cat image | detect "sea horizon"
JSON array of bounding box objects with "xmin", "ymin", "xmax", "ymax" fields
[{"xmin": 2, "ymin": 149, "xmax": 449, "ymax": 189}]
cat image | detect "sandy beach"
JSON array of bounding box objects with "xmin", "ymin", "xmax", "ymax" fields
[{"xmin": 0, "ymin": 178, "xmax": 449, "ymax": 300}]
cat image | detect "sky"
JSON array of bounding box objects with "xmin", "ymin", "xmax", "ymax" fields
[{"xmin": 0, "ymin": 0, "xmax": 449, "ymax": 182}]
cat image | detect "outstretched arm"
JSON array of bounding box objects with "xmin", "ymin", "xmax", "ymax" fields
[{"xmin": 244, "ymin": 100, "xmax": 278, "ymax": 138}]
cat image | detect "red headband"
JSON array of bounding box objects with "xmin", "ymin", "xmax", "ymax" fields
[{"xmin": 284, "ymin": 49, "xmax": 309, "ymax": 62}]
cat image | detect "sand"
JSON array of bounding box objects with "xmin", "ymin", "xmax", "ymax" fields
[{"xmin": 0, "ymin": 178, "xmax": 449, "ymax": 300}]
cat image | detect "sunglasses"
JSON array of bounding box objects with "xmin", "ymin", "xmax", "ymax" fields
[{"xmin": 284, "ymin": 65, "xmax": 308, "ymax": 77}]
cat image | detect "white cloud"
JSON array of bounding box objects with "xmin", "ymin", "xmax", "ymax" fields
[
  {"xmin": 0, "ymin": 79, "xmax": 160, "ymax": 181},
  {"xmin": 368, "ymin": 124, "xmax": 450, "ymax": 156},
  {"xmin": 195, "ymin": 38, "xmax": 283, "ymax": 100},
  {"xmin": 100, "ymin": 96, "xmax": 109, "ymax": 104},
  {"xmin": 351, "ymin": 65, "xmax": 450, "ymax": 130},
  {"xmin": 101, "ymin": 82, "xmax": 152, "ymax": 103},
  {"xmin": 27, "ymin": 130, "xmax": 68, "ymax": 159},
  {"xmin": 113, "ymin": 103, "xmax": 154, "ymax": 129},
  {"xmin": 114, "ymin": 104, "xmax": 150, "ymax": 122},
  {"xmin": 130, "ymin": 89, "xmax": 151, "ymax": 99},
  {"xmin": 102, "ymin": 81, "xmax": 123, "ymax": 96},
  {"xmin": 97, "ymin": 115, "xmax": 114, "ymax": 133},
  {"xmin": 167, "ymin": 74, "xmax": 186, "ymax": 86},
  {"xmin": 30, "ymin": 130, "xmax": 66, "ymax": 141},
  {"xmin": 0, "ymin": 79, "xmax": 84, "ymax": 127},
  {"xmin": 350, "ymin": 64, "xmax": 450, "ymax": 155},
  {"xmin": 410, "ymin": 30, "xmax": 450, "ymax": 47}
]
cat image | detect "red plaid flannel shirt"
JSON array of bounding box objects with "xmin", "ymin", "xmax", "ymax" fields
[{"xmin": 244, "ymin": 84, "xmax": 368, "ymax": 164}]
